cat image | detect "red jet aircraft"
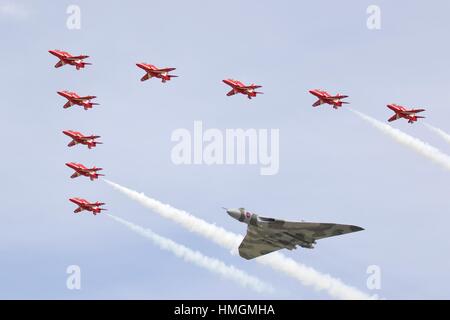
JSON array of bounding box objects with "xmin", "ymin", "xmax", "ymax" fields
[
  {"xmin": 69, "ymin": 198, "xmax": 106, "ymax": 215},
  {"xmin": 387, "ymin": 104, "xmax": 426, "ymax": 124},
  {"xmin": 63, "ymin": 130, "xmax": 102, "ymax": 149},
  {"xmin": 49, "ymin": 50, "xmax": 91, "ymax": 70},
  {"xmin": 309, "ymin": 89, "xmax": 349, "ymax": 109},
  {"xmin": 136, "ymin": 63, "xmax": 177, "ymax": 83},
  {"xmin": 65, "ymin": 162, "xmax": 104, "ymax": 181},
  {"xmin": 222, "ymin": 79, "xmax": 263, "ymax": 99},
  {"xmin": 57, "ymin": 91, "xmax": 99, "ymax": 110}
]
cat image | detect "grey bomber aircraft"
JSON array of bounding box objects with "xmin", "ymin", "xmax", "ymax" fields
[{"xmin": 225, "ymin": 208, "xmax": 364, "ymax": 260}]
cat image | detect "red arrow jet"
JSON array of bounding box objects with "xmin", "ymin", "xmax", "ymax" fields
[
  {"xmin": 309, "ymin": 89, "xmax": 349, "ymax": 109},
  {"xmin": 62, "ymin": 130, "xmax": 102, "ymax": 149},
  {"xmin": 136, "ymin": 63, "xmax": 177, "ymax": 83},
  {"xmin": 387, "ymin": 104, "xmax": 426, "ymax": 124},
  {"xmin": 65, "ymin": 162, "xmax": 104, "ymax": 181},
  {"xmin": 57, "ymin": 91, "xmax": 99, "ymax": 110},
  {"xmin": 69, "ymin": 198, "xmax": 106, "ymax": 215},
  {"xmin": 222, "ymin": 79, "xmax": 263, "ymax": 99},
  {"xmin": 49, "ymin": 50, "xmax": 91, "ymax": 70}
]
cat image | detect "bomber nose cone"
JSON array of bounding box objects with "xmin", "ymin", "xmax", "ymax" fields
[{"xmin": 226, "ymin": 208, "xmax": 241, "ymax": 220}]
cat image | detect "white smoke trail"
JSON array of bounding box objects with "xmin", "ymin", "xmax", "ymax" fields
[
  {"xmin": 106, "ymin": 213, "xmax": 274, "ymax": 294},
  {"xmin": 424, "ymin": 123, "xmax": 450, "ymax": 146},
  {"xmin": 350, "ymin": 109, "xmax": 450, "ymax": 172},
  {"xmin": 104, "ymin": 179, "xmax": 372, "ymax": 300}
]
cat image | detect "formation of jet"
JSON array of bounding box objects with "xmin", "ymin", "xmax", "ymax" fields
[
  {"xmin": 57, "ymin": 91, "xmax": 99, "ymax": 110},
  {"xmin": 136, "ymin": 63, "xmax": 178, "ymax": 83},
  {"xmin": 70, "ymin": 198, "xmax": 106, "ymax": 215},
  {"xmin": 387, "ymin": 104, "xmax": 426, "ymax": 124},
  {"xmin": 222, "ymin": 79, "xmax": 263, "ymax": 99},
  {"xmin": 49, "ymin": 50, "xmax": 91, "ymax": 70},
  {"xmin": 225, "ymin": 208, "xmax": 364, "ymax": 259},
  {"xmin": 65, "ymin": 162, "xmax": 104, "ymax": 181},
  {"xmin": 63, "ymin": 130, "xmax": 102, "ymax": 149},
  {"xmin": 309, "ymin": 89, "xmax": 349, "ymax": 109},
  {"xmin": 50, "ymin": 48, "xmax": 424, "ymax": 243},
  {"xmin": 49, "ymin": 51, "xmax": 106, "ymax": 214}
]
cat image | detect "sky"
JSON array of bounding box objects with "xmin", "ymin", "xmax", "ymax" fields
[{"xmin": 1, "ymin": 0, "xmax": 450, "ymax": 299}]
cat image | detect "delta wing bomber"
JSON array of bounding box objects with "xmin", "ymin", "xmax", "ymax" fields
[{"xmin": 226, "ymin": 208, "xmax": 364, "ymax": 259}]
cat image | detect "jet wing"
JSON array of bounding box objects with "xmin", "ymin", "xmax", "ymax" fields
[
  {"xmin": 312, "ymin": 100, "xmax": 322, "ymax": 107},
  {"xmin": 327, "ymin": 95, "xmax": 348, "ymax": 99},
  {"xmin": 238, "ymin": 220, "xmax": 364, "ymax": 260},
  {"xmin": 151, "ymin": 68, "xmax": 176, "ymax": 73},
  {"xmin": 243, "ymin": 85, "xmax": 262, "ymax": 89},
  {"xmin": 388, "ymin": 114, "xmax": 399, "ymax": 122},
  {"xmin": 65, "ymin": 55, "xmax": 89, "ymax": 60},
  {"xmin": 70, "ymin": 172, "xmax": 81, "ymax": 178},
  {"xmin": 239, "ymin": 225, "xmax": 286, "ymax": 260},
  {"xmin": 403, "ymin": 109, "xmax": 425, "ymax": 114},
  {"xmin": 159, "ymin": 67, "xmax": 176, "ymax": 72},
  {"xmin": 279, "ymin": 221, "xmax": 364, "ymax": 241},
  {"xmin": 63, "ymin": 101, "xmax": 73, "ymax": 109},
  {"xmin": 72, "ymin": 96, "xmax": 95, "ymax": 102}
]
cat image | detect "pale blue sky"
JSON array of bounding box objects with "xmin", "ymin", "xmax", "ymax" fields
[{"xmin": 1, "ymin": 0, "xmax": 450, "ymax": 299}]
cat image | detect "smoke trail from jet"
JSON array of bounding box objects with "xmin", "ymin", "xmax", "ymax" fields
[
  {"xmin": 424, "ymin": 123, "xmax": 450, "ymax": 146},
  {"xmin": 106, "ymin": 213, "xmax": 274, "ymax": 294},
  {"xmin": 350, "ymin": 109, "xmax": 450, "ymax": 172},
  {"xmin": 104, "ymin": 179, "xmax": 372, "ymax": 300}
]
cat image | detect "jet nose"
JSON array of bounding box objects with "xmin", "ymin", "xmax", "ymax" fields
[
  {"xmin": 136, "ymin": 63, "xmax": 144, "ymax": 69},
  {"xmin": 62, "ymin": 130, "xmax": 70, "ymax": 136},
  {"xmin": 226, "ymin": 208, "xmax": 241, "ymax": 220}
]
